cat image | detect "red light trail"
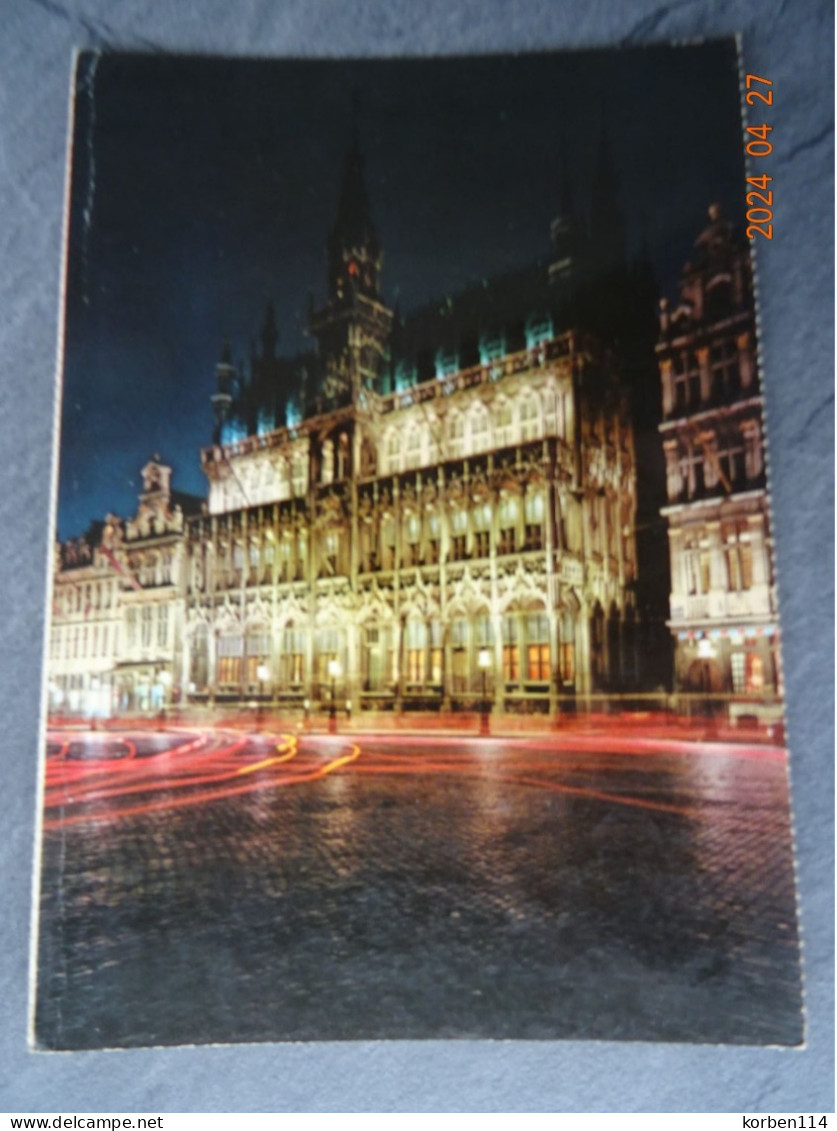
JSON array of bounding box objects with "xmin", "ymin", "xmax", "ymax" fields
[{"xmin": 42, "ymin": 725, "xmax": 786, "ymax": 832}]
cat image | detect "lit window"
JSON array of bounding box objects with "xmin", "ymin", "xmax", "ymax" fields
[
  {"xmin": 731, "ymin": 651, "xmax": 745, "ymax": 693},
  {"xmin": 218, "ymin": 634, "xmax": 243, "ymax": 684},
  {"xmin": 473, "ymin": 503, "xmax": 492, "ymax": 558},
  {"xmin": 519, "ymin": 394, "xmax": 541, "ymax": 441},
  {"xmin": 722, "ymin": 520, "xmax": 753, "ymax": 592},
  {"xmin": 469, "ymin": 405, "xmax": 490, "ymax": 453},
  {"xmin": 524, "ymin": 492, "xmax": 544, "ymax": 551},
  {"xmin": 282, "ymin": 626, "xmax": 305, "ymax": 685},
  {"xmin": 451, "ymin": 510, "xmax": 468, "ymax": 560},
  {"xmin": 244, "ymin": 630, "xmax": 270, "ymax": 684},
  {"xmin": 499, "ymin": 497, "xmax": 518, "ymax": 555},
  {"xmin": 526, "ymin": 613, "xmax": 550, "ymax": 681},
  {"xmin": 502, "ymin": 617, "xmax": 519, "ymax": 682},
  {"xmin": 746, "ymin": 652, "xmax": 764, "ymax": 693},
  {"xmin": 405, "ymin": 620, "xmax": 427, "ymax": 684},
  {"xmin": 446, "ymin": 413, "xmax": 464, "ymax": 458},
  {"xmin": 406, "ymin": 425, "xmax": 423, "ymax": 468},
  {"xmin": 495, "ymin": 400, "xmax": 514, "ymax": 447}
]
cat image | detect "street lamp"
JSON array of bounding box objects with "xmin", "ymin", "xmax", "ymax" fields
[
  {"xmin": 256, "ymin": 662, "xmax": 270, "ymax": 728},
  {"xmin": 478, "ymin": 647, "xmax": 491, "ymax": 736},
  {"xmin": 328, "ymin": 658, "xmax": 341, "ymax": 734}
]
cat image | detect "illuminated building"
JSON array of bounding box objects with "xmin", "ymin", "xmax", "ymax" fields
[
  {"xmin": 48, "ymin": 518, "xmax": 125, "ymax": 718},
  {"xmin": 657, "ymin": 205, "xmax": 781, "ymax": 700},
  {"xmin": 183, "ymin": 144, "xmax": 640, "ymax": 714},
  {"xmin": 49, "ymin": 456, "xmax": 202, "ymax": 716}
]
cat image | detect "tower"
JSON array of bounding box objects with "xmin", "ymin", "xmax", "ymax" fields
[{"xmin": 309, "ymin": 143, "xmax": 393, "ymax": 406}]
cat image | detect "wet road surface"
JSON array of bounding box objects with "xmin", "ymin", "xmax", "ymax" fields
[{"xmin": 35, "ymin": 726, "xmax": 804, "ymax": 1048}]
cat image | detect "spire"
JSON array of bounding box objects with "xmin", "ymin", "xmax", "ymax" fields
[
  {"xmin": 327, "ymin": 141, "xmax": 382, "ymax": 302},
  {"xmin": 309, "ymin": 141, "xmax": 393, "ymax": 405}
]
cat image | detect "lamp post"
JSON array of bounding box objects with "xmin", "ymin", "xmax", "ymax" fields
[
  {"xmin": 478, "ymin": 647, "xmax": 491, "ymax": 736},
  {"xmin": 256, "ymin": 662, "xmax": 270, "ymax": 729},
  {"xmin": 328, "ymin": 658, "xmax": 341, "ymax": 734}
]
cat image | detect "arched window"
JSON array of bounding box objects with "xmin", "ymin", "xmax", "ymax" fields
[
  {"xmin": 281, "ymin": 623, "xmax": 305, "ymax": 685},
  {"xmin": 519, "ymin": 393, "xmax": 541, "ymax": 442},
  {"xmin": 525, "ymin": 611, "xmax": 550, "ymax": 681},
  {"xmin": 446, "ymin": 412, "xmax": 464, "ymax": 458},
  {"xmin": 542, "ymin": 387, "xmax": 557, "ymax": 434},
  {"xmin": 405, "ymin": 620, "xmax": 427, "ymax": 684},
  {"xmin": 473, "ymin": 502, "xmax": 492, "ymax": 558},
  {"xmin": 495, "ymin": 399, "xmax": 514, "ymax": 447},
  {"xmin": 469, "ymin": 404, "xmax": 490, "ymax": 453},
  {"xmin": 405, "ymin": 424, "xmax": 423, "ymax": 468},
  {"xmin": 387, "ymin": 429, "xmax": 402, "ymax": 473},
  {"xmin": 498, "ymin": 496, "xmax": 519, "ymax": 555},
  {"xmin": 524, "ymin": 492, "xmax": 545, "ymax": 550}
]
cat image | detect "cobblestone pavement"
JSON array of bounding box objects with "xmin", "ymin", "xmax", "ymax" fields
[{"xmin": 34, "ymin": 727, "xmax": 804, "ymax": 1048}]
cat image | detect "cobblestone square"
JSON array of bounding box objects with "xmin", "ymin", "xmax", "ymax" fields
[{"xmin": 35, "ymin": 724, "xmax": 803, "ymax": 1048}]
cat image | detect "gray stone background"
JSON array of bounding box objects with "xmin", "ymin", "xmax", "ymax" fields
[{"xmin": 0, "ymin": 0, "xmax": 832, "ymax": 1114}]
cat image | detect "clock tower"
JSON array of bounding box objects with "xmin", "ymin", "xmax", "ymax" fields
[{"xmin": 309, "ymin": 143, "xmax": 393, "ymax": 406}]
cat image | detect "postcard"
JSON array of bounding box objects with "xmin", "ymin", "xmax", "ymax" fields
[{"xmin": 33, "ymin": 43, "xmax": 803, "ymax": 1049}]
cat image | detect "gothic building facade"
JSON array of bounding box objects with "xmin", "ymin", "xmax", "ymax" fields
[
  {"xmin": 181, "ymin": 144, "xmax": 640, "ymax": 714},
  {"xmin": 657, "ymin": 205, "xmax": 781, "ymax": 701}
]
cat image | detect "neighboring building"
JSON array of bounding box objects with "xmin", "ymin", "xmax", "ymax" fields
[
  {"xmin": 183, "ymin": 144, "xmax": 641, "ymax": 714},
  {"xmin": 113, "ymin": 456, "xmax": 203, "ymax": 712},
  {"xmin": 48, "ymin": 517, "xmax": 125, "ymax": 717},
  {"xmin": 657, "ymin": 204, "xmax": 781, "ymax": 700},
  {"xmin": 48, "ymin": 457, "xmax": 203, "ymax": 717}
]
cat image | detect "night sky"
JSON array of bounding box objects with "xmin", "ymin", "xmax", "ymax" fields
[{"xmin": 58, "ymin": 42, "xmax": 746, "ymax": 539}]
